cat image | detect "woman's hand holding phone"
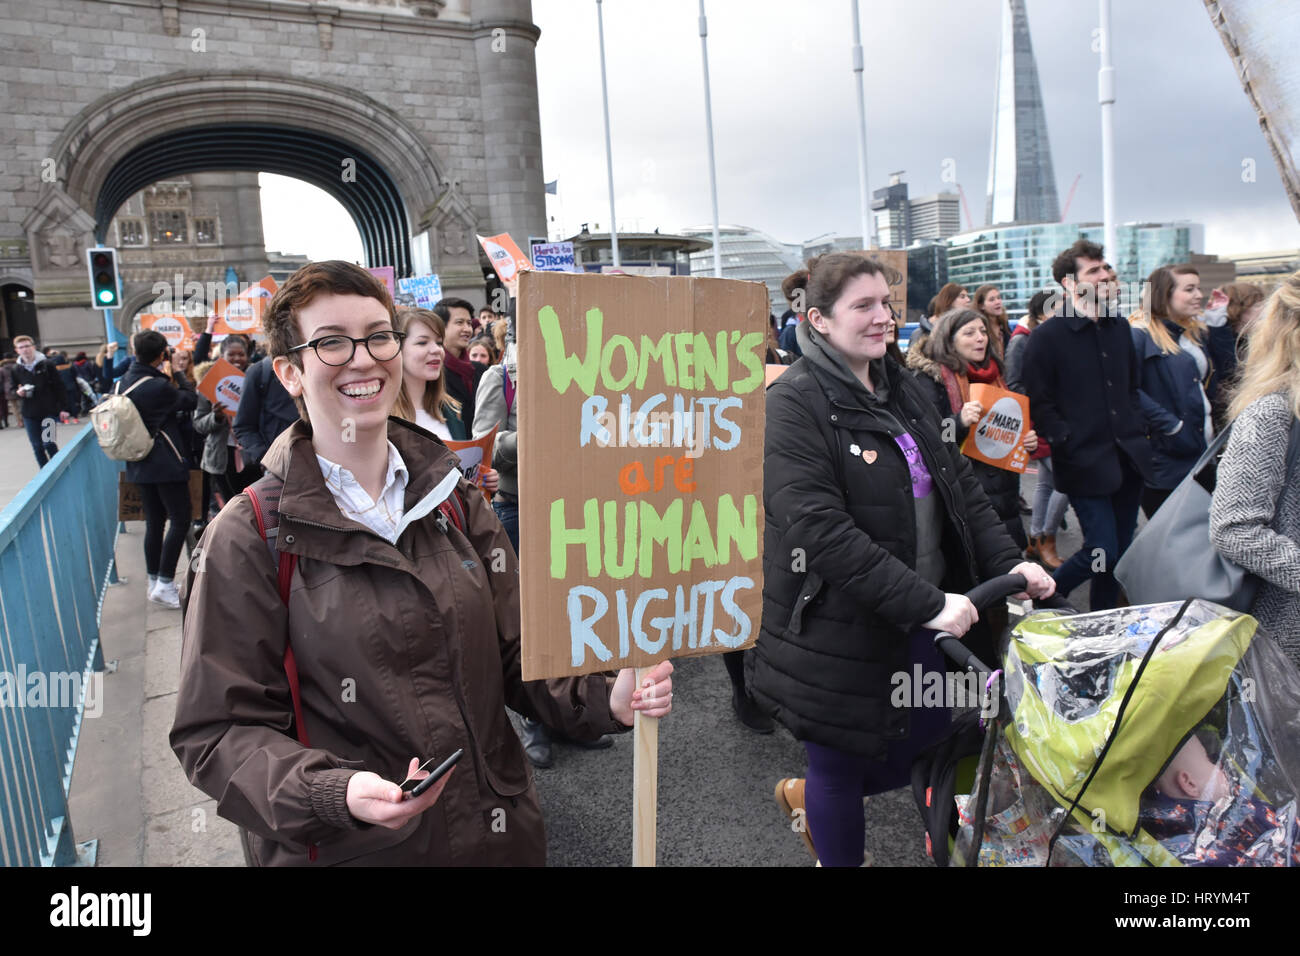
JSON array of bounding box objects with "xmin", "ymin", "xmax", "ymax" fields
[{"xmin": 346, "ymin": 755, "xmax": 455, "ymax": 829}]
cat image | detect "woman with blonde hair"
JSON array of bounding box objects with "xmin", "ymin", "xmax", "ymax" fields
[
  {"xmin": 1129, "ymin": 265, "xmax": 1214, "ymax": 517},
  {"xmin": 392, "ymin": 307, "xmax": 498, "ymax": 495},
  {"xmin": 1211, "ymin": 271, "xmax": 1300, "ymax": 668}
]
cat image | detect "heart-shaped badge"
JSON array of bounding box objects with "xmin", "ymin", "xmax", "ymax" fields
[{"xmin": 862, "ymin": 449, "xmax": 877, "ymax": 464}]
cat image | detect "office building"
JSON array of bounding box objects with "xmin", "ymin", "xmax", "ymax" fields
[
  {"xmin": 872, "ymin": 173, "xmax": 910, "ymax": 249},
  {"xmin": 946, "ymin": 221, "xmax": 1203, "ymax": 319},
  {"xmin": 909, "ymin": 193, "xmax": 962, "ymax": 241},
  {"xmin": 680, "ymin": 224, "xmax": 803, "ymax": 314}
]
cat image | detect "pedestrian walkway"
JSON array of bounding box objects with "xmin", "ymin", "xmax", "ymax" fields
[
  {"xmin": 0, "ymin": 419, "xmax": 89, "ymax": 510},
  {"xmin": 65, "ymin": 522, "xmax": 242, "ymax": 866}
]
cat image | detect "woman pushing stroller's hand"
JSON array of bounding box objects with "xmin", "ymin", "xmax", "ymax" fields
[
  {"xmin": 922, "ymin": 593, "xmax": 979, "ymax": 637},
  {"xmin": 1009, "ymin": 561, "xmax": 1056, "ymax": 601}
]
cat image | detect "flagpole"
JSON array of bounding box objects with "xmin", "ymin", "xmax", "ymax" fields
[
  {"xmin": 1098, "ymin": 0, "xmax": 1117, "ymax": 260},
  {"xmin": 596, "ymin": 0, "xmax": 620, "ymax": 268},
  {"xmin": 698, "ymin": 0, "xmax": 722, "ymax": 278},
  {"xmin": 851, "ymin": 0, "xmax": 871, "ymax": 247}
]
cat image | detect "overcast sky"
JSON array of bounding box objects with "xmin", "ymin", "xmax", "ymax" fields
[{"xmin": 261, "ymin": 0, "xmax": 1300, "ymax": 263}]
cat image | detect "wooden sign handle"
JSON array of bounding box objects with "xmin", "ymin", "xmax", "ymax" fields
[{"xmin": 631, "ymin": 665, "xmax": 659, "ymax": 867}]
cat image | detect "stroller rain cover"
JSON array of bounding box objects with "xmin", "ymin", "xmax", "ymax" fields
[{"xmin": 955, "ymin": 600, "xmax": 1300, "ymax": 866}]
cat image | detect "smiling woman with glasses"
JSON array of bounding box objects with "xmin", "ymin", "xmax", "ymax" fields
[
  {"xmin": 170, "ymin": 259, "xmax": 674, "ymax": 867},
  {"xmin": 286, "ymin": 329, "xmax": 407, "ymax": 366}
]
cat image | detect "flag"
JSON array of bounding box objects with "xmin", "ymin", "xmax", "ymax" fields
[{"xmin": 544, "ymin": 180, "xmax": 558, "ymax": 195}]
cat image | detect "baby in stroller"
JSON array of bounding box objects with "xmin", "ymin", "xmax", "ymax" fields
[{"xmin": 1139, "ymin": 729, "xmax": 1300, "ymax": 867}]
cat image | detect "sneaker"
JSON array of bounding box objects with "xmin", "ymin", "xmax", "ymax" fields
[
  {"xmin": 149, "ymin": 579, "xmax": 181, "ymax": 609},
  {"xmin": 774, "ymin": 778, "xmax": 818, "ymax": 860}
]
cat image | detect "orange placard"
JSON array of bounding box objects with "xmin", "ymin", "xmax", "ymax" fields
[
  {"xmin": 959, "ymin": 383, "xmax": 1031, "ymax": 473},
  {"xmin": 477, "ymin": 232, "xmax": 532, "ymax": 297},
  {"xmin": 765, "ymin": 364, "xmax": 790, "ymax": 387},
  {"xmin": 444, "ymin": 425, "xmax": 497, "ymax": 502},
  {"xmin": 140, "ymin": 313, "xmax": 192, "ymax": 348},
  {"xmin": 214, "ymin": 276, "xmax": 278, "ymax": 337},
  {"xmin": 197, "ymin": 356, "xmax": 246, "ymax": 418}
]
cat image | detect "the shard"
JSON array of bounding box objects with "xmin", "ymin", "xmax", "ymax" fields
[{"xmin": 985, "ymin": 0, "xmax": 1061, "ymax": 226}]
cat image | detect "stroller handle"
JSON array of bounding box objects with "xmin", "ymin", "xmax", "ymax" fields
[{"xmin": 931, "ymin": 572, "xmax": 1071, "ymax": 673}]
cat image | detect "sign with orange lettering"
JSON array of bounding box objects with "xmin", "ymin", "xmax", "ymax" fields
[
  {"xmin": 443, "ymin": 425, "xmax": 497, "ymax": 502},
  {"xmin": 959, "ymin": 383, "xmax": 1031, "ymax": 473},
  {"xmin": 478, "ymin": 232, "xmax": 532, "ymax": 297}
]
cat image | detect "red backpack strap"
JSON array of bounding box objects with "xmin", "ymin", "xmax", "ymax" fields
[
  {"xmin": 436, "ymin": 488, "xmax": 467, "ymax": 534},
  {"xmin": 245, "ymin": 479, "xmax": 308, "ymax": 748}
]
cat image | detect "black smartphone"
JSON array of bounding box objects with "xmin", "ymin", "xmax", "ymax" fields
[{"xmin": 407, "ymin": 748, "xmax": 463, "ymax": 799}]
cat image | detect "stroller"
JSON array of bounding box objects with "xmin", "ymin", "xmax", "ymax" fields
[{"xmin": 911, "ymin": 574, "xmax": 1300, "ymax": 867}]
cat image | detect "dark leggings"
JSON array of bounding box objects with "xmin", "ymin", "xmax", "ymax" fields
[
  {"xmin": 804, "ymin": 631, "xmax": 953, "ymax": 867},
  {"xmin": 140, "ymin": 480, "xmax": 191, "ymax": 578}
]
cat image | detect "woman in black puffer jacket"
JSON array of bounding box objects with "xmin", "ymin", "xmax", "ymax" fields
[
  {"xmin": 906, "ymin": 308, "xmax": 1036, "ymax": 552},
  {"xmin": 748, "ymin": 255, "xmax": 1054, "ymax": 868}
]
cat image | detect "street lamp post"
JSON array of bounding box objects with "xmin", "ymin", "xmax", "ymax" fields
[{"xmin": 596, "ymin": 0, "xmax": 620, "ymax": 268}]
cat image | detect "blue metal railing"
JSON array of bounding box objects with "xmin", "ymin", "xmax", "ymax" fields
[{"xmin": 0, "ymin": 426, "xmax": 121, "ymax": 866}]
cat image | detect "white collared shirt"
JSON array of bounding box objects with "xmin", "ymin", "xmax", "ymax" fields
[{"xmin": 316, "ymin": 441, "xmax": 409, "ymax": 544}]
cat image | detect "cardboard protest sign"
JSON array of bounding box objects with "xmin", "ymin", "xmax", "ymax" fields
[
  {"xmin": 530, "ymin": 240, "xmax": 576, "ymax": 272},
  {"xmin": 518, "ymin": 271, "xmax": 767, "ymax": 682},
  {"xmin": 398, "ymin": 274, "xmax": 443, "ymax": 309},
  {"xmin": 479, "ymin": 232, "xmax": 532, "ymax": 296},
  {"xmin": 960, "ymin": 383, "xmax": 1031, "ymax": 473},
  {"xmin": 197, "ymin": 357, "xmax": 246, "ymax": 418},
  {"xmin": 140, "ymin": 313, "xmax": 192, "ymax": 348},
  {"xmin": 444, "ymin": 425, "xmax": 497, "ymax": 502},
  {"xmin": 215, "ymin": 276, "xmax": 277, "ymax": 336},
  {"xmin": 119, "ymin": 471, "xmax": 203, "ymax": 522}
]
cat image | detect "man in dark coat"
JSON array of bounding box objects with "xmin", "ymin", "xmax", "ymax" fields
[
  {"xmin": 11, "ymin": 335, "xmax": 71, "ymax": 466},
  {"xmin": 1021, "ymin": 240, "xmax": 1154, "ymax": 610},
  {"xmin": 232, "ymin": 354, "xmax": 299, "ymax": 467}
]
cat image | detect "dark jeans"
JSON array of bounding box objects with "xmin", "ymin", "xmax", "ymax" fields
[
  {"xmin": 1053, "ymin": 462, "xmax": 1144, "ymax": 610},
  {"xmin": 492, "ymin": 498, "xmax": 519, "ymax": 555},
  {"xmin": 140, "ymin": 480, "xmax": 192, "ymax": 579},
  {"xmin": 23, "ymin": 416, "xmax": 58, "ymax": 467}
]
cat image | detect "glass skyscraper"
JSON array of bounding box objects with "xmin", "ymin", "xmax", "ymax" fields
[{"xmin": 985, "ymin": 0, "xmax": 1060, "ymax": 226}]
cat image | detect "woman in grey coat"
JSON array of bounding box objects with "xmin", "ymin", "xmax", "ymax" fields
[{"xmin": 1210, "ymin": 272, "xmax": 1300, "ymax": 666}]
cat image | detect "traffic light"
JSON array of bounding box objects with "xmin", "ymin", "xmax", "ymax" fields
[{"xmin": 86, "ymin": 247, "xmax": 121, "ymax": 309}]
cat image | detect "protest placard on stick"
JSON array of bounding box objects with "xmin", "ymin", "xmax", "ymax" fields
[{"xmin": 518, "ymin": 270, "xmax": 767, "ymax": 865}]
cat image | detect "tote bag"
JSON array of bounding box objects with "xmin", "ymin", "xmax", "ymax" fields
[{"xmin": 1115, "ymin": 418, "xmax": 1300, "ymax": 610}]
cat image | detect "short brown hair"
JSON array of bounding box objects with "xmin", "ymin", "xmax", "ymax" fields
[
  {"xmin": 1052, "ymin": 239, "xmax": 1105, "ymax": 287},
  {"xmin": 783, "ymin": 253, "xmax": 893, "ymax": 317},
  {"xmin": 262, "ymin": 260, "xmax": 395, "ymax": 418}
]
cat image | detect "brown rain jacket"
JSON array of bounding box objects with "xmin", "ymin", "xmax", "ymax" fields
[{"xmin": 170, "ymin": 417, "xmax": 626, "ymax": 865}]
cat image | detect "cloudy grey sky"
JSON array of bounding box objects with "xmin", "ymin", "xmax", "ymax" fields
[{"xmin": 262, "ymin": 0, "xmax": 1299, "ymax": 261}]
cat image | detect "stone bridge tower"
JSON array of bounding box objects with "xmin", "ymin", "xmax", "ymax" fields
[{"xmin": 0, "ymin": 0, "xmax": 546, "ymax": 350}]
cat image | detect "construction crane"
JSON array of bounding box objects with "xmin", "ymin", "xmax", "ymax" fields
[
  {"xmin": 955, "ymin": 183, "xmax": 975, "ymax": 231},
  {"xmin": 1060, "ymin": 174, "xmax": 1083, "ymax": 222}
]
